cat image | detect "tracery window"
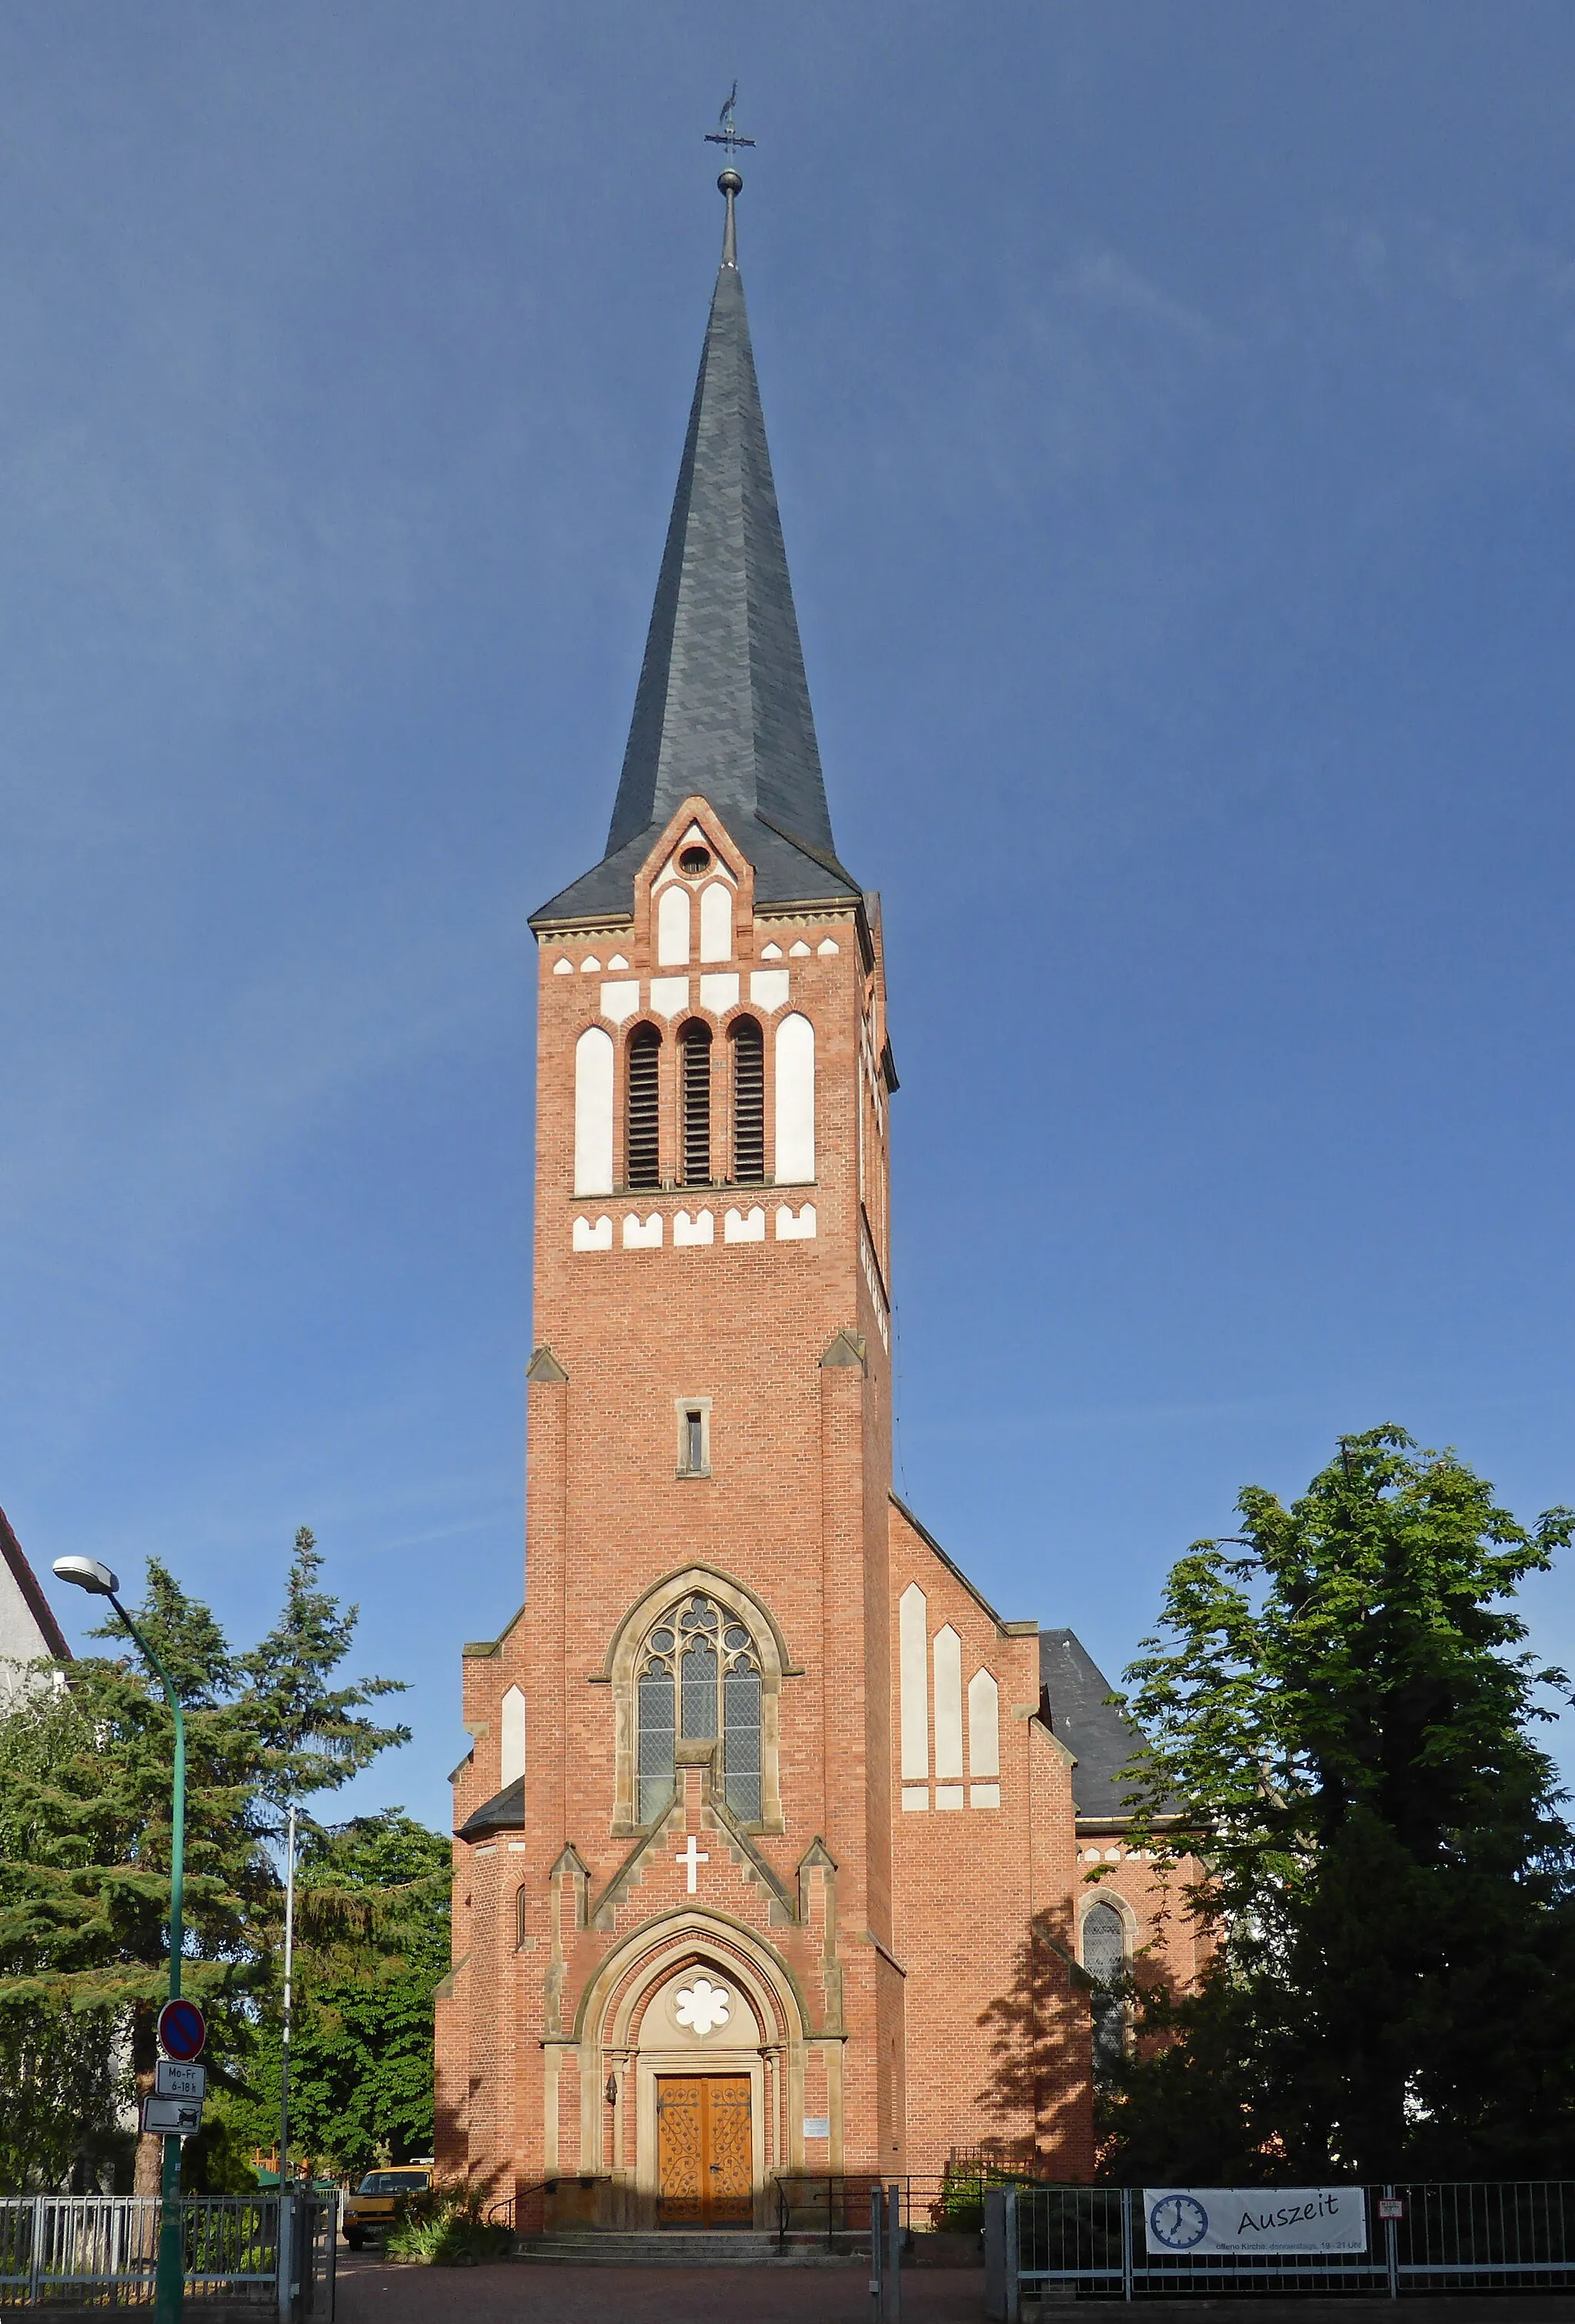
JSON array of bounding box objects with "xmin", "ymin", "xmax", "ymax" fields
[
  {"xmin": 1082, "ymin": 1899, "xmax": 1127, "ymax": 2079},
  {"xmin": 636, "ymin": 1594, "xmax": 763, "ymax": 1825}
]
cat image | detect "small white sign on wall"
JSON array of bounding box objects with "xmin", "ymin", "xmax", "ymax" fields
[
  {"xmin": 802, "ymin": 2117, "xmax": 831, "ymax": 2140},
  {"xmin": 1144, "ymin": 2189, "xmax": 1367, "ymax": 2256}
]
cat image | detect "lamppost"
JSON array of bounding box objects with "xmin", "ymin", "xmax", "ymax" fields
[{"xmin": 53, "ymin": 1555, "xmax": 188, "ymax": 2324}]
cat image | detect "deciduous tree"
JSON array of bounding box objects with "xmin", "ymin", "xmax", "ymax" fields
[{"xmin": 1102, "ymin": 1428, "xmax": 1575, "ymax": 2181}]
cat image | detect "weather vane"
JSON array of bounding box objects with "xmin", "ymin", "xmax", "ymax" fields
[{"xmin": 704, "ymin": 82, "xmax": 755, "ymax": 161}]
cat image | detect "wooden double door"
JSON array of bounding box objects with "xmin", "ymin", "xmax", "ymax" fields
[{"xmin": 654, "ymin": 2076, "xmax": 753, "ymax": 2226}]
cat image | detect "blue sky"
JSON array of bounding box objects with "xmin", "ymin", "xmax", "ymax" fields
[{"xmin": 4, "ymin": 3, "xmax": 1573, "ymax": 1827}]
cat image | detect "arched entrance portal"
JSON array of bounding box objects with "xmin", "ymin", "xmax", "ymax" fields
[{"xmin": 575, "ymin": 1912, "xmax": 807, "ymax": 2229}]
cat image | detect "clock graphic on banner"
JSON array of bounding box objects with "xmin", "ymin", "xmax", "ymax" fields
[{"xmin": 1150, "ymin": 2195, "xmax": 1209, "ymax": 2250}]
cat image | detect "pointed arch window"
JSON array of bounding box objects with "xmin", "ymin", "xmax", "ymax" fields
[
  {"xmin": 1082, "ymin": 1899, "xmax": 1127, "ymax": 2079},
  {"xmin": 635, "ymin": 1594, "xmax": 763, "ymax": 1824},
  {"xmin": 678, "ymin": 1019, "xmax": 712, "ymax": 1185},
  {"xmin": 728, "ymin": 1017, "xmax": 764, "ymax": 1183},
  {"xmin": 625, "ymin": 1023, "xmax": 661, "ymax": 1189}
]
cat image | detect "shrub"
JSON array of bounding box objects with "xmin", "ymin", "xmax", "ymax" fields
[{"xmin": 385, "ymin": 2184, "xmax": 512, "ymax": 2268}]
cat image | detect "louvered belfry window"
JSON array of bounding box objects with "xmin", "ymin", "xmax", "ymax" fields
[
  {"xmin": 729, "ymin": 1017, "xmax": 764, "ymax": 1182},
  {"xmin": 679, "ymin": 1019, "xmax": 712, "ymax": 1185},
  {"xmin": 635, "ymin": 1595, "xmax": 764, "ymax": 1825},
  {"xmin": 625, "ymin": 1024, "xmax": 661, "ymax": 1189}
]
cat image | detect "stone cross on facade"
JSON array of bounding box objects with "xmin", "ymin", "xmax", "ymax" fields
[{"xmin": 676, "ymin": 1834, "xmax": 709, "ymax": 1893}]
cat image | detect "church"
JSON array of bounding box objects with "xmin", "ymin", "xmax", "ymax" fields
[{"xmin": 434, "ymin": 169, "xmax": 1200, "ymax": 2226}]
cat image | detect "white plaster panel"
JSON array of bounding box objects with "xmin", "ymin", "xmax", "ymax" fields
[
  {"xmin": 774, "ymin": 1013, "xmax": 815, "ymax": 1184},
  {"xmin": 699, "ymin": 882, "xmax": 733, "ymax": 962},
  {"xmin": 933, "ymin": 1625, "xmax": 964, "ymax": 1782},
  {"xmin": 657, "ymin": 885, "xmax": 691, "ymax": 965},
  {"xmin": 572, "ymin": 1215, "xmax": 612, "ymax": 1252},
  {"xmin": 899, "ymin": 1585, "xmax": 928, "ymax": 1781},
  {"xmin": 579, "ymin": 956, "xmax": 601, "ymax": 973},
  {"xmin": 901, "ymin": 1786, "xmax": 929, "ymax": 1812},
  {"xmin": 699, "ymin": 972, "xmax": 740, "ymax": 1015},
  {"xmin": 817, "ymin": 938, "xmax": 840, "ymax": 955},
  {"xmin": 775, "ymin": 1202, "xmax": 816, "ymax": 1240},
  {"xmin": 789, "ymin": 940, "xmax": 811, "ymax": 957},
  {"xmin": 968, "ymin": 1666, "xmax": 1001, "ymax": 1781},
  {"xmin": 500, "ymin": 1685, "xmax": 526, "ymax": 1787},
  {"xmin": 622, "ymin": 1213, "xmax": 662, "ymax": 1249},
  {"xmin": 748, "ymin": 969, "xmax": 791, "ymax": 1012},
  {"xmin": 573, "ymin": 1027, "xmax": 614, "ymax": 1195},
  {"xmin": 599, "ymin": 979, "xmax": 640, "ymax": 1025},
  {"xmin": 760, "ymin": 941, "xmax": 784, "ymax": 960},
  {"xmin": 970, "ymin": 1784, "xmax": 1001, "ymax": 1809},
  {"xmin": 934, "ymin": 1786, "xmax": 964, "ymax": 1811},
  {"xmin": 673, "ymin": 1209, "xmax": 714, "ymax": 1245},
  {"xmin": 648, "ymin": 977, "xmax": 691, "ymax": 1019},
  {"xmin": 724, "ymin": 1205, "xmax": 765, "ymax": 1242},
  {"xmin": 552, "ymin": 958, "xmax": 573, "ymax": 975},
  {"xmin": 608, "ymin": 953, "xmax": 629, "ymax": 970}
]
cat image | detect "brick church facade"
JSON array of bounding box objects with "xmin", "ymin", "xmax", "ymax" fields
[{"xmin": 434, "ymin": 172, "xmax": 1198, "ymax": 2223}]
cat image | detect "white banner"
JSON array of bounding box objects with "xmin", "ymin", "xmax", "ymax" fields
[{"xmin": 1144, "ymin": 2188, "xmax": 1367, "ymax": 2256}]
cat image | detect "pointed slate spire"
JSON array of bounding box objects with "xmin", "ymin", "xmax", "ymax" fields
[{"xmin": 533, "ymin": 172, "xmax": 858, "ymax": 927}]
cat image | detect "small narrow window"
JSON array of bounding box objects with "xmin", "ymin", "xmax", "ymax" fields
[
  {"xmin": 679, "ymin": 1019, "xmax": 712, "ymax": 1185},
  {"xmin": 674, "ymin": 1396, "xmax": 712, "ymax": 1478},
  {"xmin": 626, "ymin": 1024, "xmax": 661, "ymax": 1189},
  {"xmin": 514, "ymin": 1886, "xmax": 530, "ymax": 1949},
  {"xmin": 729, "ymin": 1018, "xmax": 764, "ymax": 1183}
]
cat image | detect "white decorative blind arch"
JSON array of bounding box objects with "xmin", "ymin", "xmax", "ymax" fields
[
  {"xmin": 657, "ymin": 884, "xmax": 691, "ymax": 965},
  {"xmin": 774, "ymin": 1012, "xmax": 815, "ymax": 1184},
  {"xmin": 698, "ymin": 882, "xmax": 733, "ymax": 962},
  {"xmin": 933, "ymin": 1627, "xmax": 964, "ymax": 1789},
  {"xmin": 501, "ymin": 1685, "xmax": 526, "ymax": 1787},
  {"xmin": 967, "ymin": 1667, "xmax": 999, "ymax": 1779},
  {"xmin": 899, "ymin": 1585, "xmax": 929, "ymax": 1782},
  {"xmin": 574, "ymin": 1025, "xmax": 614, "ymax": 1195}
]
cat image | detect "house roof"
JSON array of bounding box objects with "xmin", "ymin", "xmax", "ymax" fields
[
  {"xmin": 1038, "ymin": 1628, "xmax": 1147, "ymax": 1822},
  {"xmin": 0, "ymin": 1506, "xmax": 70, "ymax": 1660},
  {"xmin": 531, "ymin": 176, "xmax": 858, "ymax": 929}
]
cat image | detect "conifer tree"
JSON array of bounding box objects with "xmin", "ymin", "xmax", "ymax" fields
[
  {"xmin": 1103, "ymin": 1427, "xmax": 1575, "ymax": 2179},
  {"xmin": 0, "ymin": 1529, "xmax": 408, "ymax": 2192}
]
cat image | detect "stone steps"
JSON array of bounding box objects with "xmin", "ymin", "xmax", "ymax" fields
[{"xmin": 514, "ymin": 2229, "xmax": 860, "ymax": 2268}]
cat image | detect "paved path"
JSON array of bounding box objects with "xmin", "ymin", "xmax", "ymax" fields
[{"xmin": 338, "ymin": 2253, "xmax": 984, "ymax": 2323}]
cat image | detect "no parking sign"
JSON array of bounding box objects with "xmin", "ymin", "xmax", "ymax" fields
[{"xmin": 158, "ymin": 1997, "xmax": 207, "ymax": 2062}]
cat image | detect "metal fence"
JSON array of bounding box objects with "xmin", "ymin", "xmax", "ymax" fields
[
  {"xmin": 984, "ymin": 2180, "xmax": 1575, "ymax": 2313},
  {"xmin": 0, "ymin": 2193, "xmax": 336, "ymax": 2313}
]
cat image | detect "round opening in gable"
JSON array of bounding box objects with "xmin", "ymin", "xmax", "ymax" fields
[{"xmin": 678, "ymin": 845, "xmax": 713, "ymax": 877}]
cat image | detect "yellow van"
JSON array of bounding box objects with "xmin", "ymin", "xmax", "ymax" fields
[{"xmin": 341, "ymin": 2165, "xmax": 431, "ymax": 2247}]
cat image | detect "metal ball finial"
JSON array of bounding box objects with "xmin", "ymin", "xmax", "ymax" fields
[{"xmin": 718, "ymin": 168, "xmax": 742, "ymax": 267}]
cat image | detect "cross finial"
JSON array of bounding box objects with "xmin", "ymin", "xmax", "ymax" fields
[
  {"xmin": 705, "ymin": 82, "xmax": 754, "ymax": 268},
  {"xmin": 704, "ymin": 81, "xmax": 756, "ymax": 162}
]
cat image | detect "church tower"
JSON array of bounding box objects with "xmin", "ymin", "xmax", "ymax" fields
[{"xmin": 436, "ymin": 169, "xmax": 1107, "ymax": 2226}]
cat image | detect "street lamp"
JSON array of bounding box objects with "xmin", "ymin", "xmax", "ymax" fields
[{"xmin": 54, "ymin": 1556, "xmax": 188, "ymax": 2324}]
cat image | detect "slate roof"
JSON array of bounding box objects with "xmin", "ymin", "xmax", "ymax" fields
[
  {"xmin": 1039, "ymin": 1628, "xmax": 1148, "ymax": 1823},
  {"xmin": 532, "ymin": 188, "xmax": 859, "ymax": 929},
  {"xmin": 457, "ymin": 1778, "xmax": 524, "ymax": 1841}
]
